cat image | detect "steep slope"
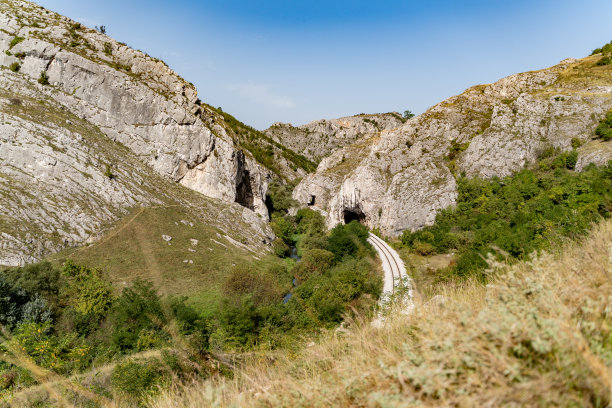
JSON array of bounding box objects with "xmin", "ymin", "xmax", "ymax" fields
[
  {"xmin": 0, "ymin": 0, "xmax": 311, "ymax": 264},
  {"xmin": 294, "ymin": 56, "xmax": 612, "ymax": 236},
  {"xmin": 265, "ymin": 112, "xmax": 404, "ymax": 163},
  {"xmin": 0, "ymin": 69, "xmax": 273, "ymax": 266}
]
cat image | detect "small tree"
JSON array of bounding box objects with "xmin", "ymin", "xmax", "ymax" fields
[{"xmin": 403, "ymin": 110, "xmax": 415, "ymax": 119}]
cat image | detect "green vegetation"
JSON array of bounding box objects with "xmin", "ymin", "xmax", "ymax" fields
[
  {"xmin": 403, "ymin": 110, "xmax": 415, "ymax": 119},
  {"xmin": 595, "ymin": 111, "xmax": 612, "ymax": 141},
  {"xmin": 37, "ymin": 71, "xmax": 49, "ymax": 85},
  {"xmin": 401, "ymin": 149, "xmax": 612, "ymax": 283},
  {"xmin": 154, "ymin": 219, "xmax": 612, "ymax": 407},
  {"xmin": 104, "ymin": 163, "xmax": 116, "ymax": 179},
  {"xmin": 103, "ymin": 42, "xmax": 112, "ymax": 56},
  {"xmin": 0, "ymin": 261, "xmax": 210, "ymax": 404},
  {"xmin": 445, "ymin": 139, "xmax": 470, "ymax": 175},
  {"xmin": 592, "ymin": 40, "xmax": 612, "ymax": 66},
  {"xmin": 8, "ymin": 62, "xmax": 20, "ymax": 72},
  {"xmin": 213, "ymin": 185, "xmax": 381, "ymax": 349},
  {"xmin": 8, "ymin": 36, "xmax": 24, "ymax": 49},
  {"xmin": 207, "ymin": 105, "xmax": 316, "ymax": 178},
  {"xmin": 591, "ymin": 40, "xmax": 612, "ymax": 55}
]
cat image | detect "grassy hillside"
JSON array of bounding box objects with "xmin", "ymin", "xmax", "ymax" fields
[
  {"xmin": 151, "ymin": 217, "xmax": 612, "ymax": 407},
  {"xmin": 48, "ymin": 205, "xmax": 277, "ymax": 316}
]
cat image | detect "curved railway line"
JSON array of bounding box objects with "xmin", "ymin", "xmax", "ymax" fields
[{"xmin": 367, "ymin": 232, "xmax": 412, "ymax": 299}]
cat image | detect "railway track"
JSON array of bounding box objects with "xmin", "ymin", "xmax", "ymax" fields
[{"xmin": 367, "ymin": 232, "xmax": 411, "ymax": 299}]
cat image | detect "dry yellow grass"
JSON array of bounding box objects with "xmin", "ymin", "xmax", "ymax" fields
[{"xmin": 150, "ymin": 218, "xmax": 612, "ymax": 407}]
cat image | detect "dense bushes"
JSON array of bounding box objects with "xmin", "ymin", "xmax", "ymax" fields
[
  {"xmin": 591, "ymin": 41, "xmax": 612, "ymax": 66},
  {"xmin": 0, "ymin": 261, "xmax": 210, "ymax": 399},
  {"xmin": 110, "ymin": 280, "xmax": 166, "ymax": 353},
  {"xmin": 401, "ymin": 150, "xmax": 612, "ymax": 281},
  {"xmin": 595, "ymin": 111, "xmax": 612, "ymax": 141},
  {"xmin": 207, "ymin": 208, "xmax": 381, "ymax": 349}
]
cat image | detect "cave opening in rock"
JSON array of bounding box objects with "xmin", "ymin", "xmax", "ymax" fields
[
  {"xmin": 308, "ymin": 195, "xmax": 316, "ymax": 206},
  {"xmin": 343, "ymin": 208, "xmax": 365, "ymax": 224},
  {"xmin": 235, "ymin": 169, "xmax": 254, "ymax": 210}
]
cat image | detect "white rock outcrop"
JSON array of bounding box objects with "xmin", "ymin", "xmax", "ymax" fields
[
  {"xmin": 295, "ymin": 57, "xmax": 612, "ymax": 236},
  {"xmin": 0, "ymin": 0, "xmax": 271, "ymax": 218},
  {"xmin": 265, "ymin": 113, "xmax": 404, "ymax": 163}
]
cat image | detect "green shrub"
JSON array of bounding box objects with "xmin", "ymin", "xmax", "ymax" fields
[
  {"xmin": 591, "ymin": 40, "xmax": 612, "ymax": 55},
  {"xmin": 13, "ymin": 321, "xmax": 92, "ymax": 374},
  {"xmin": 62, "ymin": 261, "xmax": 113, "ymax": 320},
  {"xmin": 110, "ymin": 280, "xmax": 165, "ymax": 353},
  {"xmin": 8, "ymin": 36, "xmax": 24, "ymax": 49},
  {"xmin": 327, "ymin": 221, "xmax": 370, "ymax": 261},
  {"xmin": 169, "ymin": 296, "xmax": 206, "ymax": 336},
  {"xmin": 295, "ymin": 208, "xmax": 326, "ymax": 236},
  {"xmin": 596, "ymin": 111, "xmax": 612, "ymax": 141},
  {"xmin": 413, "ymin": 241, "xmax": 436, "ymax": 256},
  {"xmin": 104, "ymin": 163, "xmax": 116, "ymax": 179},
  {"xmin": 222, "ymin": 266, "xmax": 282, "ymax": 306},
  {"xmin": 269, "ymin": 214, "xmax": 295, "ymax": 248},
  {"xmin": 9, "ymin": 62, "xmax": 20, "ymax": 72},
  {"xmin": 265, "ymin": 180, "xmax": 298, "ymax": 216},
  {"xmin": 597, "ymin": 54, "xmax": 612, "ymax": 66},
  {"xmin": 292, "ymin": 249, "xmax": 335, "ymax": 279},
  {"xmin": 103, "ymin": 42, "xmax": 113, "ymax": 56},
  {"xmin": 0, "ymin": 274, "xmax": 51, "ymax": 328},
  {"xmin": 37, "ymin": 71, "xmax": 49, "ymax": 85},
  {"xmin": 111, "ymin": 359, "xmax": 164, "ymax": 399},
  {"xmin": 571, "ymin": 138, "xmax": 583, "ymax": 149},
  {"xmin": 2, "ymin": 261, "xmax": 62, "ymax": 305}
]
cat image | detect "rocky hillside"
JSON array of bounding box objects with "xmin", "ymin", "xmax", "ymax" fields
[
  {"xmin": 265, "ymin": 112, "xmax": 404, "ymax": 163},
  {"xmin": 294, "ymin": 56, "xmax": 612, "ymax": 236},
  {"xmin": 0, "ymin": 0, "xmax": 304, "ymax": 265}
]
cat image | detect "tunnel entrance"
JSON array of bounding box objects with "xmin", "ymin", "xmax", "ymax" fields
[
  {"xmin": 235, "ymin": 169, "xmax": 254, "ymax": 210},
  {"xmin": 343, "ymin": 208, "xmax": 365, "ymax": 224},
  {"xmin": 308, "ymin": 195, "xmax": 316, "ymax": 206}
]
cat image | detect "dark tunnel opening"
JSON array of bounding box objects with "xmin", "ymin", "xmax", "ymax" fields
[
  {"xmin": 235, "ymin": 169, "xmax": 254, "ymax": 210},
  {"xmin": 343, "ymin": 208, "xmax": 365, "ymax": 224}
]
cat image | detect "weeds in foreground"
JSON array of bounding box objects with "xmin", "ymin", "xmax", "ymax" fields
[{"xmin": 151, "ymin": 219, "xmax": 612, "ymax": 407}]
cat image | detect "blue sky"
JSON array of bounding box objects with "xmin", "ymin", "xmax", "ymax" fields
[{"xmin": 37, "ymin": 0, "xmax": 612, "ymax": 129}]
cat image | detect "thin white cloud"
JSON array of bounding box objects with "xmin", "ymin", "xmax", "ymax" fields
[{"xmin": 226, "ymin": 83, "xmax": 295, "ymax": 109}]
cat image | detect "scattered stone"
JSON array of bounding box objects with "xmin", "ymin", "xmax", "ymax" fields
[
  {"xmin": 188, "ymin": 248, "xmax": 196, "ymax": 252},
  {"xmin": 190, "ymin": 238, "xmax": 198, "ymax": 246},
  {"xmin": 162, "ymin": 235, "xmax": 172, "ymax": 242}
]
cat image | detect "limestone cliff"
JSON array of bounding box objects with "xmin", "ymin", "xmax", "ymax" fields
[
  {"xmin": 294, "ymin": 57, "xmax": 612, "ymax": 236},
  {"xmin": 265, "ymin": 113, "xmax": 404, "ymax": 163},
  {"xmin": 0, "ymin": 0, "xmax": 286, "ymax": 264}
]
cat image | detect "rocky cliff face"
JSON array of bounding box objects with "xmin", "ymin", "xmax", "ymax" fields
[
  {"xmin": 0, "ymin": 0, "xmax": 281, "ymax": 265},
  {"xmin": 0, "ymin": 69, "xmax": 275, "ymax": 266},
  {"xmin": 0, "ymin": 0, "xmax": 278, "ymax": 218},
  {"xmin": 294, "ymin": 57, "xmax": 612, "ymax": 236},
  {"xmin": 265, "ymin": 113, "xmax": 404, "ymax": 163}
]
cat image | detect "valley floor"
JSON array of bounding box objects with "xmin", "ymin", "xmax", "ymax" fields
[{"xmin": 151, "ymin": 218, "xmax": 612, "ymax": 407}]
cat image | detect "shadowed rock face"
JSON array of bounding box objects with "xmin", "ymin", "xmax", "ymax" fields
[{"xmin": 294, "ymin": 57, "xmax": 612, "ymax": 236}]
